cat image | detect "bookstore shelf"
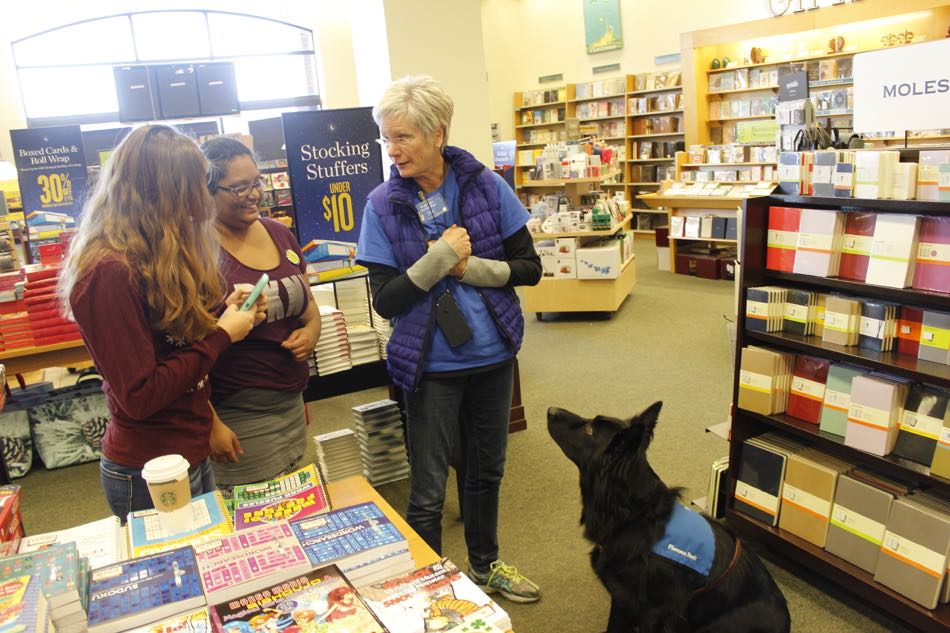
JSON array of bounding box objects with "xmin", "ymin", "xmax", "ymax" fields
[
  {"xmin": 732, "ymin": 194, "xmax": 950, "ymax": 632},
  {"xmin": 516, "ymin": 142, "xmax": 547, "ymax": 148},
  {"xmin": 578, "ymin": 115, "xmax": 625, "ymax": 122},
  {"xmin": 725, "ymin": 508, "xmax": 950, "ymax": 633},
  {"xmin": 706, "ymin": 50, "xmax": 857, "ymax": 75},
  {"xmin": 515, "ymin": 120, "xmax": 566, "ymax": 129},
  {"xmin": 708, "ymin": 114, "xmax": 776, "ymax": 123},
  {"xmin": 670, "ymin": 235, "xmax": 738, "ymax": 244},
  {"xmin": 683, "ymin": 162, "xmax": 775, "ymax": 167},
  {"xmin": 628, "ymin": 157, "xmax": 675, "ymax": 163},
  {"xmin": 513, "ymin": 100, "xmax": 566, "ymax": 110},
  {"xmin": 629, "ymin": 132, "xmax": 684, "ymax": 140},
  {"xmin": 524, "ymin": 253, "xmax": 636, "ymax": 318},
  {"xmin": 738, "ymin": 408, "xmax": 950, "ymax": 495},
  {"xmin": 529, "ymin": 214, "xmax": 632, "ymax": 240},
  {"xmin": 708, "ymin": 85, "xmax": 779, "ymax": 96},
  {"xmin": 569, "ymin": 94, "xmax": 625, "ymax": 104},
  {"xmin": 628, "ymin": 86, "xmax": 683, "ymax": 96},
  {"xmin": 810, "ymin": 78, "xmax": 854, "ymax": 88},
  {"xmin": 629, "ymin": 109, "xmax": 684, "ymax": 117}
]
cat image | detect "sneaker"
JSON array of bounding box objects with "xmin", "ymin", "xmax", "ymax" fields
[{"xmin": 469, "ymin": 560, "xmax": 541, "ymax": 603}]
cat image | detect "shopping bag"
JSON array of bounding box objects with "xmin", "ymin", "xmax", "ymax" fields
[{"xmin": 27, "ymin": 372, "xmax": 108, "ymax": 469}]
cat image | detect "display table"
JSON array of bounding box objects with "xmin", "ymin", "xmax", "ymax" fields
[{"xmin": 0, "ymin": 340, "xmax": 90, "ymax": 377}]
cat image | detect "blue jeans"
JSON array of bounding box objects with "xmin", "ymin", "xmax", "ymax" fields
[
  {"xmin": 405, "ymin": 362, "xmax": 513, "ymax": 572},
  {"xmin": 99, "ymin": 456, "xmax": 216, "ymax": 522}
]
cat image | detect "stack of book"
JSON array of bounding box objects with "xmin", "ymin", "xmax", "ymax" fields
[
  {"xmin": 289, "ymin": 501, "xmax": 415, "ymax": 587},
  {"xmin": 734, "ymin": 433, "xmax": 807, "ymax": 527},
  {"xmin": 866, "ymin": 214, "xmax": 920, "ymax": 288},
  {"xmin": 313, "ymin": 428, "xmax": 363, "ymax": 482},
  {"xmin": 783, "ymin": 288, "xmax": 819, "ymax": 336},
  {"xmin": 913, "ymin": 216, "xmax": 950, "ymax": 293},
  {"xmin": 786, "ymin": 355, "xmax": 831, "ymax": 425},
  {"xmin": 839, "ymin": 211, "xmax": 877, "ymax": 282},
  {"xmin": 793, "ymin": 208, "xmax": 844, "ymax": 278},
  {"xmin": 127, "ymin": 491, "xmax": 234, "ymax": 557},
  {"xmin": 920, "ymin": 309, "xmax": 950, "ymax": 366},
  {"xmin": 737, "ymin": 346, "xmax": 794, "ymax": 416},
  {"xmin": 765, "ymin": 206, "xmax": 801, "ymax": 272},
  {"xmin": 854, "ymin": 151, "xmax": 900, "ymax": 199},
  {"xmin": 898, "ymin": 305, "xmax": 924, "ymax": 357},
  {"xmin": 875, "ymin": 494, "xmax": 950, "ymax": 609},
  {"xmin": 858, "ymin": 300, "xmax": 898, "ymax": 352},
  {"xmin": 335, "ymin": 277, "xmax": 372, "ymax": 327},
  {"xmin": 362, "ymin": 558, "xmax": 512, "ymax": 632},
  {"xmin": 0, "ymin": 572, "xmax": 51, "ymax": 631},
  {"xmin": 844, "ymin": 374, "xmax": 910, "ymax": 457},
  {"xmin": 210, "ymin": 564, "xmax": 387, "ymax": 632},
  {"xmin": 778, "ymin": 448, "xmax": 853, "ymax": 548},
  {"xmin": 822, "ymin": 296, "xmax": 862, "ymax": 347},
  {"xmin": 826, "ymin": 469, "xmax": 910, "ymax": 575},
  {"xmin": 2, "ymin": 542, "xmax": 87, "ymax": 631},
  {"xmin": 818, "ymin": 364, "xmax": 869, "ymax": 437},
  {"xmin": 892, "ymin": 383, "xmax": 950, "ymax": 467},
  {"xmin": 19, "ymin": 515, "xmax": 128, "ymax": 568},
  {"xmin": 372, "ymin": 305, "xmax": 392, "ymax": 360},
  {"xmin": 314, "ymin": 304, "xmax": 353, "ymax": 376},
  {"xmin": 232, "ymin": 464, "xmax": 331, "ymax": 531},
  {"xmin": 353, "ymin": 400, "xmax": 410, "ymax": 486},
  {"xmin": 744, "ymin": 286, "xmax": 787, "ymax": 333},
  {"xmin": 0, "ymin": 485, "xmax": 21, "ymax": 556},
  {"xmin": 349, "ymin": 324, "xmax": 383, "ymax": 366},
  {"xmin": 87, "ymin": 546, "xmax": 205, "ymax": 633},
  {"xmin": 194, "ymin": 521, "xmax": 311, "ymax": 604}
]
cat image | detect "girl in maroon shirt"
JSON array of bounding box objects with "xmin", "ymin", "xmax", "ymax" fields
[{"xmin": 58, "ymin": 125, "xmax": 260, "ymax": 519}]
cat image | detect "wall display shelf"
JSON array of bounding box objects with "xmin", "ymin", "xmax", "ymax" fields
[
  {"xmin": 639, "ymin": 193, "xmax": 742, "ymax": 272},
  {"xmin": 730, "ymin": 194, "xmax": 950, "ymax": 633}
]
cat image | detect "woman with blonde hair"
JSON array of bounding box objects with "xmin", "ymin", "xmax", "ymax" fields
[{"xmin": 59, "ymin": 124, "xmax": 258, "ymax": 519}]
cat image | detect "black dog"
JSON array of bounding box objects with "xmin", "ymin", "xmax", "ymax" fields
[{"xmin": 548, "ymin": 402, "xmax": 790, "ymax": 633}]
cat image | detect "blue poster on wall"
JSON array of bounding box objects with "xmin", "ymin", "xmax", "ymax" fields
[
  {"xmin": 282, "ymin": 108, "xmax": 383, "ymax": 275},
  {"xmin": 10, "ymin": 125, "xmax": 88, "ymax": 220}
]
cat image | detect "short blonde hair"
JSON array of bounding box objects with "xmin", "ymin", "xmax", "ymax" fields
[{"xmin": 373, "ymin": 75, "xmax": 454, "ymax": 148}]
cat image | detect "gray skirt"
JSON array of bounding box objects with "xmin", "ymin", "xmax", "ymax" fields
[{"xmin": 212, "ymin": 388, "xmax": 307, "ymax": 489}]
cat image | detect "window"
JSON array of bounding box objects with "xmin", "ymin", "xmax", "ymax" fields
[{"xmin": 12, "ymin": 10, "xmax": 319, "ymax": 125}]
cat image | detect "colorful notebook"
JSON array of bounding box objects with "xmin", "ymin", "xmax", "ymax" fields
[
  {"xmin": 897, "ymin": 306, "xmax": 924, "ymax": 359},
  {"xmin": 874, "ymin": 496, "xmax": 950, "ymax": 609},
  {"xmin": 819, "ymin": 364, "xmax": 867, "ymax": 438},
  {"xmin": 865, "ymin": 214, "xmax": 920, "ymax": 289},
  {"xmin": 778, "ymin": 449, "xmax": 852, "ymax": 548},
  {"xmin": 127, "ymin": 491, "xmax": 233, "ymax": 558},
  {"xmin": 838, "ymin": 212, "xmax": 876, "ymax": 282},
  {"xmin": 826, "ymin": 472, "xmax": 896, "ymax": 574},
  {"xmin": 845, "ymin": 374, "xmax": 908, "ymax": 457},
  {"xmin": 913, "ymin": 216, "xmax": 950, "ymax": 294},
  {"xmin": 892, "ymin": 384, "xmax": 950, "ymax": 467},
  {"xmin": 787, "ymin": 355, "xmax": 831, "ymax": 424},
  {"xmin": 919, "ymin": 310, "xmax": 950, "ymax": 366},
  {"xmin": 766, "ymin": 206, "xmax": 800, "ymax": 272},
  {"xmin": 917, "ymin": 150, "xmax": 950, "ymax": 201},
  {"xmin": 793, "ymin": 208, "xmax": 843, "ymax": 277},
  {"xmin": 232, "ymin": 464, "xmax": 331, "ymax": 531}
]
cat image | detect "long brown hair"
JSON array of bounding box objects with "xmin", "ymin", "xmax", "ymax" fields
[{"xmin": 58, "ymin": 125, "xmax": 223, "ymax": 342}]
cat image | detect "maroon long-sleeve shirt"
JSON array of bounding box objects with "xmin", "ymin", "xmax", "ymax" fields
[{"xmin": 69, "ymin": 257, "xmax": 232, "ymax": 469}]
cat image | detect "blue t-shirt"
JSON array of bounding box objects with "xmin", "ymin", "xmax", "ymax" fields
[{"xmin": 357, "ymin": 167, "xmax": 530, "ymax": 372}]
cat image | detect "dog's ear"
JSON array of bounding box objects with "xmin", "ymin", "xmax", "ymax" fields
[{"xmin": 627, "ymin": 400, "xmax": 662, "ymax": 450}]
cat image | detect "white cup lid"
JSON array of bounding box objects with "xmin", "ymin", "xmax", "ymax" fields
[{"xmin": 141, "ymin": 454, "xmax": 190, "ymax": 483}]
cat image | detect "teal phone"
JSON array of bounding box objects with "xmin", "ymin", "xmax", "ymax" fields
[{"xmin": 240, "ymin": 273, "xmax": 269, "ymax": 311}]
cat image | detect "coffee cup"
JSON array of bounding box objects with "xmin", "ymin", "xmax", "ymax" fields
[{"xmin": 141, "ymin": 454, "xmax": 193, "ymax": 535}]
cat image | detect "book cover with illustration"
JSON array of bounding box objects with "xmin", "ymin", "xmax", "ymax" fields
[
  {"xmin": 361, "ymin": 558, "xmax": 511, "ymax": 633},
  {"xmin": 288, "ymin": 502, "xmax": 408, "ymax": 571},
  {"xmin": 127, "ymin": 491, "xmax": 233, "ymax": 558},
  {"xmin": 126, "ymin": 607, "xmax": 211, "ymax": 633},
  {"xmin": 0, "ymin": 572, "xmax": 50, "ymax": 633},
  {"xmin": 209, "ymin": 564, "xmax": 388, "ymax": 633},
  {"xmin": 194, "ymin": 521, "xmax": 311, "ymax": 604},
  {"xmin": 87, "ymin": 546, "xmax": 206, "ymax": 633},
  {"xmin": 232, "ymin": 464, "xmax": 331, "ymax": 531}
]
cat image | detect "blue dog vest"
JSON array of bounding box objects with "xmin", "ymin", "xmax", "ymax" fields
[{"xmin": 651, "ymin": 504, "xmax": 715, "ymax": 576}]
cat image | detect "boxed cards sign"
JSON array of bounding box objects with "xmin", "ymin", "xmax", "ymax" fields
[
  {"xmin": 10, "ymin": 125, "xmax": 87, "ymax": 218},
  {"xmin": 853, "ymin": 39, "xmax": 950, "ymax": 133}
]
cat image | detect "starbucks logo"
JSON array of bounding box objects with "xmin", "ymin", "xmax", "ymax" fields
[{"xmin": 160, "ymin": 491, "xmax": 178, "ymax": 506}]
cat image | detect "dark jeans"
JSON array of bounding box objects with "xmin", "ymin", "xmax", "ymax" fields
[
  {"xmin": 99, "ymin": 456, "xmax": 216, "ymax": 522},
  {"xmin": 405, "ymin": 362, "xmax": 513, "ymax": 573}
]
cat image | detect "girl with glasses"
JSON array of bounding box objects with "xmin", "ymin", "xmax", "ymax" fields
[{"xmin": 200, "ymin": 136, "xmax": 321, "ymax": 495}]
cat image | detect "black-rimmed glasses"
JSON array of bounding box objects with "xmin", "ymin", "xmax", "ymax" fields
[{"xmin": 218, "ymin": 176, "xmax": 267, "ymax": 197}]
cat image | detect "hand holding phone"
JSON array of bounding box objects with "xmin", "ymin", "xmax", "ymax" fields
[{"xmin": 240, "ymin": 273, "xmax": 269, "ymax": 311}]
